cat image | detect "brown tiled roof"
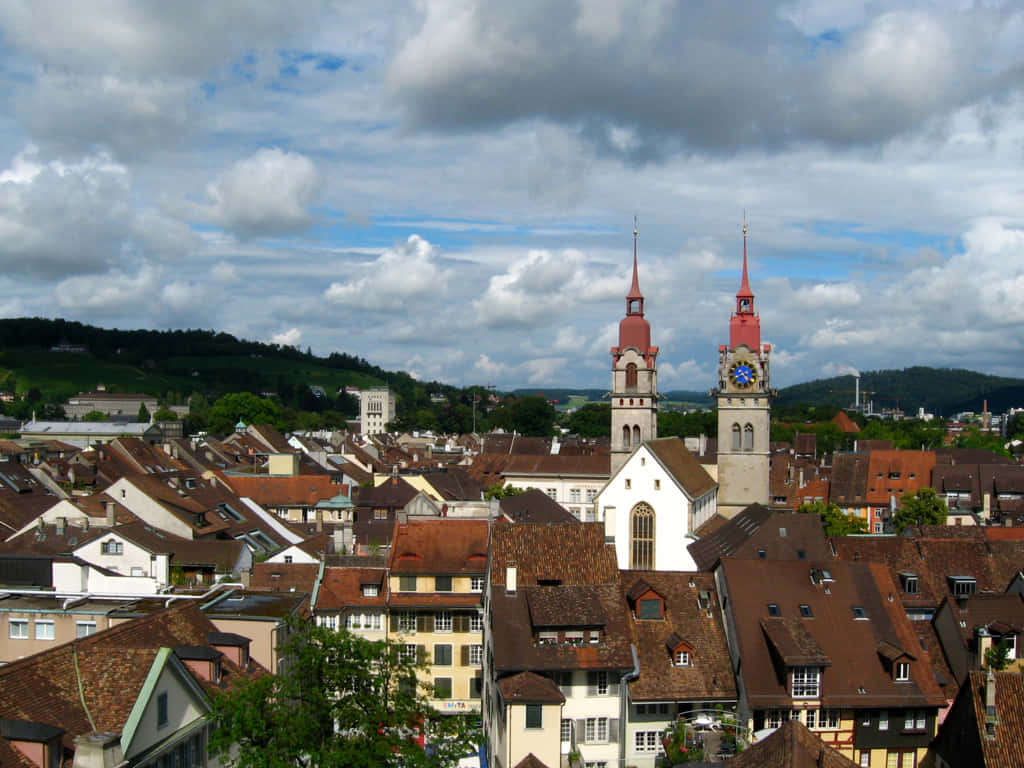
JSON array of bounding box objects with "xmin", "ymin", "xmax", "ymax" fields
[
  {"xmin": 793, "ymin": 432, "xmax": 817, "ymax": 456},
  {"xmin": 388, "ymin": 518, "xmax": 488, "ymax": 574},
  {"xmin": 314, "ymin": 566, "xmax": 388, "ymax": 610},
  {"xmin": 222, "ymin": 474, "xmax": 346, "ymax": 506},
  {"xmin": 499, "ymin": 489, "xmax": 579, "ymax": 524},
  {"xmin": 110, "ymin": 521, "xmax": 246, "ymax": 569},
  {"xmin": 497, "ymin": 671, "xmax": 565, "ymax": 704},
  {"xmin": 0, "ymin": 463, "xmax": 61, "ymax": 535},
  {"xmin": 864, "ymin": 450, "xmax": 936, "ymax": 506},
  {"xmin": 832, "ymin": 411, "xmax": 860, "ymax": 435},
  {"xmin": 526, "ymin": 586, "xmax": 606, "ymax": 627},
  {"xmin": 490, "ymin": 522, "xmax": 618, "ymax": 586},
  {"xmin": 481, "ymin": 434, "xmax": 552, "ymax": 455},
  {"xmin": 246, "ymin": 423, "xmax": 293, "ymax": 453},
  {"xmin": 970, "ymin": 670, "xmax": 1024, "ymax": 768},
  {"xmin": 512, "ymin": 754, "xmax": 553, "ymax": 768},
  {"xmin": 645, "ymin": 437, "xmax": 716, "ymax": 498},
  {"xmin": 761, "ymin": 618, "xmax": 831, "ymax": 665},
  {"xmin": 0, "ymin": 602, "xmax": 262, "ymax": 754},
  {"xmin": 728, "ymin": 719, "xmax": 859, "ymax": 768},
  {"xmin": 721, "ymin": 558, "xmax": 946, "ymax": 709},
  {"xmin": 420, "ymin": 468, "xmax": 483, "ymax": 501},
  {"xmin": 354, "ymin": 477, "xmax": 419, "ymax": 509},
  {"xmin": 250, "ymin": 562, "xmax": 321, "ymax": 592},
  {"xmin": 500, "ymin": 454, "xmax": 610, "ymax": 478},
  {"xmin": 625, "ymin": 571, "xmax": 736, "ymax": 703},
  {"xmin": 829, "ymin": 453, "xmax": 870, "ymax": 506},
  {"xmin": 689, "ymin": 508, "xmax": 830, "ymax": 571}
]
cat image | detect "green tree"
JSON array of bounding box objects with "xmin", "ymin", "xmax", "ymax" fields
[
  {"xmin": 566, "ymin": 403, "xmax": 610, "ymax": 437},
  {"xmin": 484, "ymin": 483, "xmax": 527, "ymax": 500},
  {"xmin": 82, "ymin": 410, "xmax": 107, "ymax": 422},
  {"xmin": 985, "ymin": 639, "xmax": 1012, "ymax": 671},
  {"xmin": 137, "ymin": 402, "xmax": 151, "ymax": 422},
  {"xmin": 892, "ymin": 487, "xmax": 948, "ymax": 533},
  {"xmin": 209, "ymin": 620, "xmax": 478, "ymax": 768},
  {"xmin": 206, "ymin": 392, "xmax": 283, "ymax": 434},
  {"xmin": 152, "ymin": 407, "xmax": 178, "ymax": 421},
  {"xmin": 489, "ymin": 396, "xmax": 556, "ymax": 436},
  {"xmin": 954, "ymin": 425, "xmax": 1010, "ymax": 457},
  {"xmin": 797, "ymin": 500, "xmax": 868, "ymax": 536}
]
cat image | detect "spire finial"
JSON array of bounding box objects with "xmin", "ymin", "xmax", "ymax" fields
[
  {"xmin": 738, "ymin": 211, "xmax": 752, "ymax": 300},
  {"xmin": 627, "ymin": 215, "xmax": 643, "ymax": 307}
]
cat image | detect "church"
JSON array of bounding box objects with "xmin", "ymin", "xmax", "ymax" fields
[{"xmin": 596, "ymin": 222, "xmax": 771, "ymax": 572}]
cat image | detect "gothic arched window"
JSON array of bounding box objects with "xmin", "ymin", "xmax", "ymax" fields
[
  {"xmin": 743, "ymin": 424, "xmax": 754, "ymax": 452},
  {"xmin": 633, "ymin": 425, "xmax": 641, "ymax": 447},
  {"xmin": 622, "ymin": 425, "xmax": 631, "ymax": 450},
  {"xmin": 731, "ymin": 423, "xmax": 741, "ymax": 451},
  {"xmin": 625, "ymin": 363, "xmax": 638, "ymax": 389},
  {"xmin": 631, "ymin": 502, "xmax": 655, "ymax": 569}
]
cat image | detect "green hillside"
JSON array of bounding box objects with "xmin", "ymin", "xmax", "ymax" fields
[{"xmin": 775, "ymin": 367, "xmax": 1024, "ymax": 416}]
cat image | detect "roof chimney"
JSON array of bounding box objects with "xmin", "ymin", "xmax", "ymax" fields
[
  {"xmin": 105, "ymin": 500, "xmax": 115, "ymax": 527},
  {"xmin": 985, "ymin": 668, "xmax": 998, "ymax": 738}
]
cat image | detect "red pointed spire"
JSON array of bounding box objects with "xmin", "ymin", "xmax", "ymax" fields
[
  {"xmin": 613, "ymin": 219, "xmax": 655, "ymax": 359},
  {"xmin": 729, "ymin": 220, "xmax": 761, "ymax": 351}
]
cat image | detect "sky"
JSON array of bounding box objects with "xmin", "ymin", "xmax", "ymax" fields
[{"xmin": 1, "ymin": 1, "xmax": 1024, "ymax": 393}]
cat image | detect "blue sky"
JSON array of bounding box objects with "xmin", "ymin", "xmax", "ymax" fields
[{"xmin": 1, "ymin": 1, "xmax": 1023, "ymax": 393}]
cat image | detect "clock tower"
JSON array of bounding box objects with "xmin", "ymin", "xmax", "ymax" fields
[
  {"xmin": 610, "ymin": 224, "xmax": 658, "ymax": 476},
  {"xmin": 715, "ymin": 223, "xmax": 772, "ymax": 517}
]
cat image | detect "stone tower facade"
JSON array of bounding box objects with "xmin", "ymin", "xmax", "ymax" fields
[
  {"xmin": 610, "ymin": 226, "xmax": 658, "ymax": 476},
  {"xmin": 715, "ymin": 224, "xmax": 772, "ymax": 517}
]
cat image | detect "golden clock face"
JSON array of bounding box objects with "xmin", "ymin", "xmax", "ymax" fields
[{"xmin": 729, "ymin": 361, "xmax": 757, "ymax": 388}]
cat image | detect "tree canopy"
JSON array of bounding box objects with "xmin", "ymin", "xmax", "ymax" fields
[
  {"xmin": 892, "ymin": 487, "xmax": 948, "ymax": 533},
  {"xmin": 797, "ymin": 500, "xmax": 868, "ymax": 536},
  {"xmin": 209, "ymin": 620, "xmax": 478, "ymax": 768},
  {"xmin": 205, "ymin": 392, "xmax": 283, "ymax": 435}
]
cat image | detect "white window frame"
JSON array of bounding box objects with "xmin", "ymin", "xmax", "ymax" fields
[
  {"xmin": 34, "ymin": 620, "xmax": 55, "ymax": 640},
  {"xmin": 585, "ymin": 717, "xmax": 609, "ymax": 743},
  {"xmin": 895, "ymin": 661, "xmax": 910, "ymax": 681},
  {"xmin": 470, "ymin": 614, "xmax": 484, "ymax": 632},
  {"xmin": 674, "ymin": 650, "xmax": 690, "ymax": 666},
  {"xmin": 398, "ymin": 611, "xmax": 416, "ymax": 634},
  {"xmin": 435, "ymin": 611, "xmax": 453, "ymax": 632},
  {"xmin": 561, "ymin": 718, "xmax": 572, "ymax": 743},
  {"xmin": 592, "ymin": 670, "xmax": 609, "ymax": 695},
  {"xmin": 76, "ymin": 621, "xmax": 97, "ymax": 638},
  {"xmin": 400, "ymin": 644, "xmax": 417, "ymax": 663},
  {"xmin": 879, "ymin": 710, "xmax": 889, "ymax": 731},
  {"xmin": 362, "ymin": 583, "xmax": 379, "ymax": 597},
  {"xmin": 470, "ymin": 576, "xmax": 485, "ymax": 593},
  {"xmin": 634, "ymin": 731, "xmax": 661, "ymax": 753},
  {"xmin": 9, "ymin": 619, "xmax": 28, "ymax": 639},
  {"xmin": 792, "ymin": 668, "xmax": 820, "ymax": 698},
  {"xmin": 469, "ymin": 644, "xmax": 483, "ymax": 667},
  {"xmin": 570, "ymin": 488, "xmax": 582, "ymax": 503}
]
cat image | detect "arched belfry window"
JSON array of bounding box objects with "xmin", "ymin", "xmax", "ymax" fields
[
  {"xmin": 743, "ymin": 424, "xmax": 754, "ymax": 452},
  {"xmin": 633, "ymin": 425, "xmax": 641, "ymax": 447},
  {"xmin": 631, "ymin": 503, "xmax": 655, "ymax": 569},
  {"xmin": 622, "ymin": 425, "xmax": 631, "ymax": 450},
  {"xmin": 731, "ymin": 424, "xmax": 741, "ymax": 451},
  {"xmin": 625, "ymin": 363, "xmax": 638, "ymax": 389}
]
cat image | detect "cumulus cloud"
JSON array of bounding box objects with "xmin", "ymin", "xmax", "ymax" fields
[
  {"xmin": 54, "ymin": 264, "xmax": 161, "ymax": 312},
  {"xmin": 0, "ymin": 147, "xmax": 133, "ymax": 277},
  {"xmin": 474, "ymin": 248, "xmax": 620, "ymax": 327},
  {"xmin": 272, "ymin": 327, "xmax": 303, "ymax": 346},
  {"xmin": 795, "ymin": 282, "xmax": 861, "ymax": 308},
  {"xmin": 387, "ymin": 1, "xmax": 1024, "ymax": 156},
  {"xmin": 473, "ymin": 353, "xmax": 511, "ymax": 380},
  {"xmin": 186, "ymin": 148, "xmax": 321, "ymax": 238},
  {"xmin": 211, "ymin": 262, "xmax": 239, "ymax": 282},
  {"xmin": 324, "ymin": 235, "xmax": 451, "ymax": 310}
]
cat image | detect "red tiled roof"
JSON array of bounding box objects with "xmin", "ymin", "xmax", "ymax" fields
[
  {"xmin": 315, "ymin": 566, "xmax": 388, "ymax": 610},
  {"xmin": 222, "ymin": 474, "xmax": 346, "ymax": 506},
  {"xmin": 389, "ymin": 518, "xmax": 489, "ymax": 574}
]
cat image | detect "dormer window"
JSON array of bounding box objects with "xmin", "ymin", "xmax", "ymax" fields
[
  {"xmin": 792, "ymin": 668, "xmax": 821, "ymax": 698},
  {"xmin": 852, "ymin": 606, "xmax": 867, "ymax": 620},
  {"xmin": 767, "ymin": 603, "xmax": 780, "ymax": 617},
  {"xmin": 899, "ymin": 573, "xmax": 919, "ymax": 594},
  {"xmin": 799, "ymin": 604, "xmax": 813, "ymax": 618},
  {"xmin": 895, "ymin": 662, "xmax": 910, "ymax": 682},
  {"xmin": 950, "ymin": 576, "xmax": 977, "ymax": 596},
  {"xmin": 362, "ymin": 583, "xmax": 379, "ymax": 597},
  {"xmin": 638, "ymin": 599, "xmax": 662, "ymax": 620},
  {"xmin": 674, "ymin": 650, "xmax": 691, "ymax": 666}
]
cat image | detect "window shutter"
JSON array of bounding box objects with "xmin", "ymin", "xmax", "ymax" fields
[
  {"xmin": 453, "ymin": 613, "xmax": 466, "ymax": 633},
  {"xmin": 576, "ymin": 719, "xmax": 588, "ymax": 743},
  {"xmin": 416, "ymin": 644, "xmax": 426, "ymax": 663},
  {"xmin": 609, "ymin": 719, "xmax": 619, "ymax": 743},
  {"xmin": 424, "ymin": 614, "xmax": 434, "ymax": 633},
  {"xmin": 417, "ymin": 614, "xmax": 426, "ymax": 633},
  {"xmin": 461, "ymin": 645, "xmax": 470, "ymax": 666},
  {"xmin": 607, "ymin": 680, "xmax": 618, "ymax": 697},
  {"xmin": 587, "ymin": 672, "xmax": 597, "ymax": 696},
  {"xmin": 390, "ymin": 613, "xmax": 400, "ymax": 632}
]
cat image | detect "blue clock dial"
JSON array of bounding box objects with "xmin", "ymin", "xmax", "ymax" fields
[{"xmin": 729, "ymin": 361, "xmax": 757, "ymax": 387}]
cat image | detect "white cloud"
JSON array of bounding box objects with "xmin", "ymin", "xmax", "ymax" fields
[
  {"xmin": 272, "ymin": 327, "xmax": 303, "ymax": 346},
  {"xmin": 54, "ymin": 264, "xmax": 160, "ymax": 312},
  {"xmin": 473, "ymin": 354, "xmax": 511, "ymax": 380},
  {"xmin": 524, "ymin": 357, "xmax": 567, "ymax": 384},
  {"xmin": 211, "ymin": 262, "xmax": 239, "ymax": 282},
  {"xmin": 324, "ymin": 235, "xmax": 451, "ymax": 310},
  {"xmin": 795, "ymin": 282, "xmax": 862, "ymax": 308},
  {"xmin": 189, "ymin": 148, "xmax": 321, "ymax": 238}
]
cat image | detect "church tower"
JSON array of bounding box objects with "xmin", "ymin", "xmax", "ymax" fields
[
  {"xmin": 610, "ymin": 223, "xmax": 658, "ymax": 476},
  {"xmin": 715, "ymin": 223, "xmax": 772, "ymax": 517}
]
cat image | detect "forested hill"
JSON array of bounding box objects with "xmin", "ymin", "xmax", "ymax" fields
[
  {"xmin": 0, "ymin": 317, "xmax": 456, "ymax": 410},
  {"xmin": 775, "ymin": 367, "xmax": 1024, "ymax": 417}
]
